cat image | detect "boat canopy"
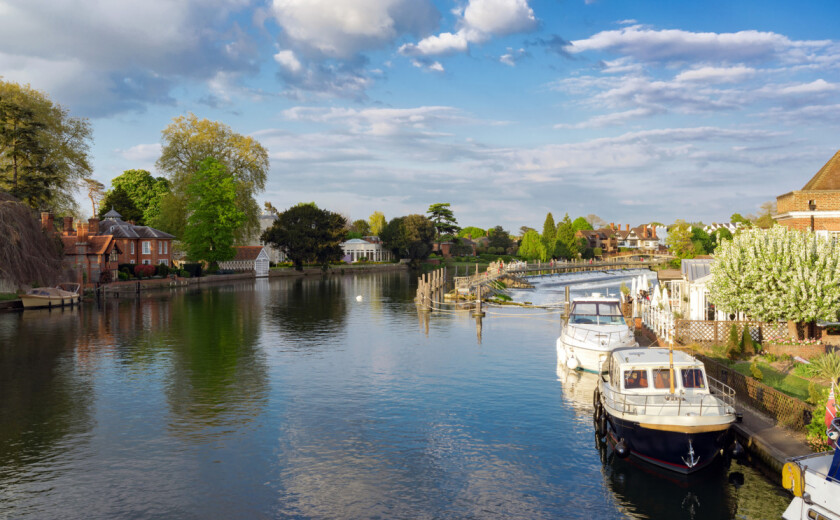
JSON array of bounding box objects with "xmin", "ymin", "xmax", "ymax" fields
[{"xmin": 569, "ymin": 301, "xmax": 625, "ymax": 326}]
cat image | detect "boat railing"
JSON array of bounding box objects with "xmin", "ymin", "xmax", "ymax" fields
[
  {"xmin": 707, "ymin": 376, "xmax": 735, "ymax": 407},
  {"xmin": 564, "ymin": 326, "xmax": 634, "ymax": 345},
  {"xmin": 602, "ymin": 382, "xmax": 735, "ymax": 417}
]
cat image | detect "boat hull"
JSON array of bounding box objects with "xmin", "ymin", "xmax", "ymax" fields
[
  {"xmin": 604, "ymin": 413, "xmax": 731, "ymax": 474},
  {"xmin": 20, "ymin": 294, "xmax": 80, "ymax": 309}
]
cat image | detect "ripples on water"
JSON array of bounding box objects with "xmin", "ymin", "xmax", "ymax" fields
[{"xmin": 0, "ymin": 271, "xmax": 789, "ymax": 519}]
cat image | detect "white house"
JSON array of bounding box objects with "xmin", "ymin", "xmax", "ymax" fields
[
  {"xmin": 219, "ymin": 246, "xmax": 270, "ymax": 277},
  {"xmin": 664, "ymin": 258, "xmax": 743, "ymax": 321},
  {"xmin": 340, "ymin": 237, "xmax": 393, "ymax": 262},
  {"xmin": 250, "ymin": 211, "xmax": 287, "ymax": 264}
]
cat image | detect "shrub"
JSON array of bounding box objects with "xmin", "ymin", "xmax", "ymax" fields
[
  {"xmin": 118, "ymin": 263, "xmax": 135, "ymax": 276},
  {"xmin": 806, "ymin": 385, "xmax": 833, "ymax": 451},
  {"xmin": 809, "ymin": 353, "xmax": 840, "ymax": 382},
  {"xmin": 741, "ymin": 328, "xmax": 756, "ymax": 357},
  {"xmin": 726, "ymin": 324, "xmax": 742, "ymax": 360},
  {"xmin": 182, "ymin": 263, "xmax": 202, "ymax": 278},
  {"xmin": 593, "ymin": 247, "xmax": 602, "ymax": 257},
  {"xmin": 118, "ymin": 271, "xmax": 129, "ymax": 281},
  {"xmin": 134, "ymin": 264, "xmax": 155, "ymax": 278},
  {"xmin": 156, "ymin": 263, "xmax": 170, "ymax": 277},
  {"xmin": 179, "ymin": 269, "xmax": 190, "ymax": 278},
  {"xmin": 749, "ymin": 362, "xmax": 763, "ymax": 381}
]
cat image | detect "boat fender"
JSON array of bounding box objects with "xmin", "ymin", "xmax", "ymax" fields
[
  {"xmin": 782, "ymin": 462, "xmax": 804, "ymax": 497},
  {"xmin": 566, "ymin": 357, "xmax": 579, "ymax": 370},
  {"xmin": 597, "ymin": 413, "xmax": 607, "ymax": 437},
  {"xmin": 615, "ymin": 438, "xmax": 629, "ymax": 458},
  {"xmin": 730, "ymin": 440, "xmax": 744, "ymax": 459}
]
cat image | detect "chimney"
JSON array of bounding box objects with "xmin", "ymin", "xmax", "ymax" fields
[
  {"xmin": 40, "ymin": 212, "xmax": 55, "ymax": 232},
  {"xmin": 88, "ymin": 217, "xmax": 99, "ymax": 235},
  {"xmin": 77, "ymin": 222, "xmax": 88, "ymax": 243},
  {"xmin": 626, "ymin": 224, "xmax": 630, "ymax": 231},
  {"xmin": 610, "ymin": 223, "xmax": 615, "ymax": 230},
  {"xmin": 63, "ymin": 216, "xmax": 74, "ymax": 235}
]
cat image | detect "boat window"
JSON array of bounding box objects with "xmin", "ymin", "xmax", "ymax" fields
[
  {"xmin": 681, "ymin": 368, "xmax": 706, "ymax": 389},
  {"xmin": 623, "ymin": 370, "xmax": 648, "ymax": 389},
  {"xmin": 808, "ymin": 509, "xmax": 829, "ymax": 520},
  {"xmin": 569, "ymin": 302, "xmax": 625, "ymax": 325},
  {"xmin": 652, "ymin": 369, "xmax": 671, "ymax": 389}
]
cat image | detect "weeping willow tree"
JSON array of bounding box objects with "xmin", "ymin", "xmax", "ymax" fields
[{"xmin": 0, "ymin": 193, "xmax": 64, "ymax": 289}]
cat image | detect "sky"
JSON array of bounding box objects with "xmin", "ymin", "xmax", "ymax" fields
[{"xmin": 2, "ymin": 0, "xmax": 840, "ymax": 231}]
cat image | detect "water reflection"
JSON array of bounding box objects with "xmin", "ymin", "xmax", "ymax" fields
[
  {"xmin": 267, "ymin": 277, "xmax": 347, "ymax": 344},
  {"xmin": 556, "ymin": 364, "xmax": 599, "ymax": 417}
]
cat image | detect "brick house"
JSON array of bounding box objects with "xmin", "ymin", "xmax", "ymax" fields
[
  {"xmin": 576, "ymin": 228, "xmax": 618, "ymax": 254},
  {"xmin": 41, "ymin": 212, "xmax": 120, "ymax": 285},
  {"xmin": 775, "ymin": 149, "xmax": 840, "ymax": 239},
  {"xmin": 98, "ymin": 208, "xmax": 175, "ymax": 266}
]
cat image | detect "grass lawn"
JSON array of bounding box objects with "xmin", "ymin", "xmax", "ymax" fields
[
  {"xmin": 731, "ymin": 361, "xmax": 823, "ymax": 401},
  {"xmin": 0, "ymin": 293, "xmax": 19, "ymax": 301}
]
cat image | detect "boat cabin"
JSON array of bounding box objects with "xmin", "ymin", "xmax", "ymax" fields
[
  {"xmin": 607, "ymin": 348, "xmax": 709, "ymax": 394},
  {"xmin": 569, "ymin": 298, "xmax": 625, "ymax": 326}
]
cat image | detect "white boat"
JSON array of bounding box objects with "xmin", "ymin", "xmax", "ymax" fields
[
  {"xmin": 20, "ymin": 283, "xmax": 81, "ymax": 309},
  {"xmin": 594, "ymin": 347, "xmax": 740, "ymax": 473},
  {"xmin": 782, "ymin": 428, "xmax": 840, "ymax": 520},
  {"xmin": 556, "ymin": 294, "xmax": 637, "ymax": 373}
]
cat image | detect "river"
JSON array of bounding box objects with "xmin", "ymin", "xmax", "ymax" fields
[{"xmin": 0, "ymin": 270, "xmax": 791, "ymax": 519}]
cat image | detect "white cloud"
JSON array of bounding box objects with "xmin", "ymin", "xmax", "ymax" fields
[
  {"xmin": 400, "ymin": 32, "xmax": 469, "ymax": 56},
  {"xmin": 554, "ymin": 107, "xmax": 661, "ymax": 128},
  {"xmin": 274, "ymin": 50, "xmax": 302, "ymax": 73},
  {"xmin": 675, "ymin": 65, "xmax": 756, "ymax": 83},
  {"xmin": 115, "ymin": 143, "xmax": 162, "ymax": 162},
  {"xmin": 500, "ymin": 48, "xmax": 527, "ymax": 66},
  {"xmin": 281, "ymin": 105, "xmax": 468, "ymax": 136}
]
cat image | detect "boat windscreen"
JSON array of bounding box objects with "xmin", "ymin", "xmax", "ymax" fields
[
  {"xmin": 652, "ymin": 368, "xmax": 671, "ymax": 389},
  {"xmin": 681, "ymin": 368, "xmax": 706, "ymax": 389},
  {"xmin": 569, "ymin": 302, "xmax": 625, "ymax": 325}
]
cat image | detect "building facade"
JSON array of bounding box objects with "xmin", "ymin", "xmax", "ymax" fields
[
  {"xmin": 98, "ymin": 209, "xmax": 175, "ymax": 266},
  {"xmin": 41, "ymin": 212, "xmax": 120, "ymax": 285},
  {"xmin": 340, "ymin": 237, "xmax": 393, "ymax": 262},
  {"xmin": 218, "ymin": 246, "xmax": 270, "ymax": 277},
  {"xmin": 775, "ymin": 150, "xmax": 840, "ymax": 239}
]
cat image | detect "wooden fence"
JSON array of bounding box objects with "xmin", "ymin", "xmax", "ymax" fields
[
  {"xmin": 674, "ymin": 320, "xmax": 789, "ymax": 346},
  {"xmin": 696, "ymin": 354, "xmax": 813, "ymax": 431}
]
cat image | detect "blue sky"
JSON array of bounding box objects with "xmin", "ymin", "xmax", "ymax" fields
[{"xmin": 2, "ymin": 0, "xmax": 840, "ymax": 231}]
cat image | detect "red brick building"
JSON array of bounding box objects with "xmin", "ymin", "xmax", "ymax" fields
[
  {"xmin": 98, "ymin": 208, "xmax": 175, "ymax": 266},
  {"xmin": 41, "ymin": 212, "xmax": 120, "ymax": 285},
  {"xmin": 775, "ymin": 150, "xmax": 840, "ymax": 238}
]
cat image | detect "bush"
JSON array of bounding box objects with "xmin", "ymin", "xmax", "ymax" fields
[
  {"xmin": 118, "ymin": 263, "xmax": 135, "ymax": 276},
  {"xmin": 182, "ymin": 263, "xmax": 202, "ymax": 278},
  {"xmin": 593, "ymin": 247, "xmax": 602, "ymax": 257},
  {"xmin": 156, "ymin": 263, "xmax": 170, "ymax": 277},
  {"xmin": 741, "ymin": 328, "xmax": 756, "ymax": 357},
  {"xmin": 809, "ymin": 353, "xmax": 840, "ymax": 382},
  {"xmin": 134, "ymin": 264, "xmax": 155, "ymax": 278},
  {"xmin": 118, "ymin": 271, "xmax": 129, "ymax": 281},
  {"xmin": 726, "ymin": 324, "xmax": 742, "ymax": 360},
  {"xmin": 179, "ymin": 269, "xmax": 190, "ymax": 278},
  {"xmin": 750, "ymin": 362, "xmax": 763, "ymax": 381}
]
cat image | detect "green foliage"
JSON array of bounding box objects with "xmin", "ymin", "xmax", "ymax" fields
[
  {"xmin": 741, "ymin": 328, "xmax": 756, "ymax": 357},
  {"xmin": 156, "ymin": 113, "xmax": 269, "ymax": 241},
  {"xmin": 809, "ymin": 353, "xmax": 840, "ymax": 382},
  {"xmin": 750, "ymin": 361, "xmax": 764, "ymax": 381},
  {"xmin": 690, "ymin": 227, "xmax": 712, "ymax": 255},
  {"xmin": 351, "ymin": 219, "xmax": 370, "ymax": 236},
  {"xmin": 806, "ymin": 385, "xmax": 831, "ymax": 448},
  {"xmin": 708, "ymin": 226, "xmax": 840, "ymax": 323},
  {"xmin": 118, "ymin": 271, "xmax": 129, "ymax": 281},
  {"xmin": 593, "ymin": 247, "xmax": 603, "ymax": 257},
  {"xmin": 427, "ymin": 203, "xmax": 459, "ymax": 238},
  {"xmin": 183, "ymin": 158, "xmax": 245, "ymax": 265},
  {"xmin": 458, "ymin": 226, "xmax": 486, "ymax": 239},
  {"xmin": 99, "ymin": 185, "xmax": 143, "ymax": 223},
  {"xmin": 619, "ymin": 282, "xmax": 629, "ymax": 295},
  {"xmin": 155, "ymin": 263, "xmax": 170, "ymax": 277},
  {"xmin": 727, "ymin": 324, "xmax": 742, "ymax": 360},
  {"xmin": 182, "ymin": 263, "xmax": 203, "ymax": 278},
  {"xmin": 487, "ymin": 226, "xmax": 513, "ymax": 252},
  {"xmin": 555, "ymin": 213, "xmax": 578, "ymax": 259},
  {"xmin": 666, "ymin": 220, "xmax": 696, "ymax": 259},
  {"xmin": 102, "ymin": 169, "xmax": 170, "ymax": 225},
  {"xmin": 0, "ymin": 80, "xmax": 93, "ymax": 214},
  {"xmin": 541, "ymin": 212, "xmax": 556, "ymax": 246},
  {"xmin": 262, "ymin": 203, "xmax": 348, "ymax": 271},
  {"xmin": 572, "ymin": 216, "xmax": 593, "ymax": 232},
  {"xmin": 518, "ymin": 229, "xmax": 546, "ymax": 261},
  {"xmin": 731, "ymin": 213, "xmax": 749, "ymax": 225},
  {"xmin": 368, "ymin": 211, "xmax": 386, "ymax": 236}
]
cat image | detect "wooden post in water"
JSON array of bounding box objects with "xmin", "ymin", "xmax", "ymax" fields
[{"xmin": 564, "ymin": 286, "xmax": 570, "ymax": 322}]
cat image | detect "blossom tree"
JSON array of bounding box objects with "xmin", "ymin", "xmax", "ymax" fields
[{"xmin": 708, "ymin": 226, "xmax": 840, "ymax": 338}]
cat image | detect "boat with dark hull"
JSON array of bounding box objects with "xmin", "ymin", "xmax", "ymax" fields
[{"xmin": 594, "ymin": 347, "xmax": 738, "ymax": 474}]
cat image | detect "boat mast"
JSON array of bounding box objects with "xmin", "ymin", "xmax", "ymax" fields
[{"xmin": 668, "ymin": 337, "xmax": 675, "ymax": 394}]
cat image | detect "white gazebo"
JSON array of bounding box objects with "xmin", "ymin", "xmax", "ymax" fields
[{"xmin": 340, "ymin": 238, "xmax": 393, "ymax": 263}]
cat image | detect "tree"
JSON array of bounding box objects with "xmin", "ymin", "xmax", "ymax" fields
[
  {"xmin": 80, "ymin": 178, "xmax": 105, "ymax": 217},
  {"xmin": 264, "ymin": 201, "xmax": 279, "ymax": 216},
  {"xmin": 555, "ymin": 213, "xmax": 578, "ymax": 259},
  {"xmin": 666, "ymin": 220, "xmax": 696, "ymax": 259},
  {"xmin": 369, "ymin": 211, "xmax": 386, "ymax": 236},
  {"xmin": 754, "ymin": 201, "xmax": 777, "ymax": 229},
  {"xmin": 0, "ymin": 192, "xmax": 64, "ymax": 287},
  {"xmin": 183, "ymin": 158, "xmax": 245, "ymax": 266},
  {"xmin": 350, "ymin": 219, "xmax": 370, "ymax": 236},
  {"xmin": 0, "ymin": 80, "xmax": 92, "ymax": 213},
  {"xmin": 156, "ymin": 114, "xmax": 269, "ymax": 240},
  {"xmin": 730, "ymin": 213, "xmax": 749, "ymax": 225},
  {"xmin": 106, "ymin": 169, "xmax": 170, "ymax": 226},
  {"xmin": 585, "ymin": 214, "xmax": 607, "ymax": 229},
  {"xmin": 487, "ymin": 226, "xmax": 513, "ymax": 252},
  {"xmin": 458, "ymin": 226, "xmax": 486, "ymax": 239},
  {"xmin": 426, "ymin": 203, "xmax": 459, "ymax": 239},
  {"xmin": 518, "ymin": 230, "xmax": 546, "ymax": 261},
  {"xmin": 99, "ymin": 185, "xmax": 143, "ymax": 224},
  {"xmin": 690, "ymin": 227, "xmax": 713, "ymax": 255},
  {"xmin": 261, "ymin": 203, "xmax": 347, "ymax": 271},
  {"xmin": 572, "ymin": 216, "xmax": 593, "ymax": 232},
  {"xmin": 519, "ymin": 226, "xmax": 535, "ymax": 237},
  {"xmin": 711, "ymin": 227, "xmax": 733, "ymax": 250},
  {"xmin": 380, "ymin": 214, "xmax": 435, "ymax": 263},
  {"xmin": 542, "ymin": 212, "xmax": 556, "ymax": 243},
  {"xmin": 708, "ymin": 226, "xmax": 840, "ymax": 337}
]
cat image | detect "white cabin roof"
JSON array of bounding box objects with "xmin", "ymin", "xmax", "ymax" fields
[
  {"xmin": 612, "ymin": 348, "xmax": 702, "ymax": 368},
  {"xmin": 572, "ymin": 295, "xmax": 622, "ymax": 304}
]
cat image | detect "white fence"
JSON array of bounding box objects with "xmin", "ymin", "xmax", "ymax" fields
[{"xmin": 640, "ymin": 300, "xmax": 675, "ymax": 344}]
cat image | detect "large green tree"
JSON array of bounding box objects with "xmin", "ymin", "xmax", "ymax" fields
[
  {"xmin": 666, "ymin": 220, "xmax": 696, "ymax": 259},
  {"xmin": 99, "ymin": 185, "xmax": 143, "ymax": 223},
  {"xmin": 103, "ymin": 169, "xmax": 170, "ymax": 226},
  {"xmin": 0, "ymin": 81, "xmax": 92, "ymax": 213},
  {"xmin": 380, "ymin": 214, "xmax": 435, "ymax": 263},
  {"xmin": 183, "ymin": 158, "xmax": 245, "ymax": 266},
  {"xmin": 708, "ymin": 226, "xmax": 840, "ymax": 335},
  {"xmin": 369, "ymin": 211, "xmax": 386, "ymax": 236},
  {"xmin": 572, "ymin": 216, "xmax": 593, "ymax": 232},
  {"xmin": 261, "ymin": 203, "xmax": 347, "ymax": 271},
  {"xmin": 555, "ymin": 213, "xmax": 578, "ymax": 259},
  {"xmin": 518, "ymin": 230, "xmax": 546, "ymax": 261},
  {"xmin": 156, "ymin": 114, "xmax": 269, "ymax": 240},
  {"xmin": 458, "ymin": 226, "xmax": 486, "ymax": 239},
  {"xmin": 427, "ymin": 202, "xmax": 459, "ymax": 239},
  {"xmin": 487, "ymin": 226, "xmax": 513, "ymax": 252}
]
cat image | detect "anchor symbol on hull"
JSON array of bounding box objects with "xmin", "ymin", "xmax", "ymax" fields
[{"xmin": 682, "ymin": 439, "xmax": 700, "ymax": 469}]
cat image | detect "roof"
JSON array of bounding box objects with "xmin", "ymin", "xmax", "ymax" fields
[
  {"xmin": 343, "ymin": 238, "xmax": 369, "ymax": 244},
  {"xmin": 802, "ymin": 150, "xmax": 840, "ymax": 191},
  {"xmin": 657, "ymin": 269, "xmax": 683, "ymax": 282},
  {"xmin": 232, "ymin": 246, "xmax": 266, "ymax": 261},
  {"xmin": 681, "ymin": 258, "xmax": 713, "ymax": 282},
  {"xmin": 103, "ymin": 208, "xmax": 122, "ymax": 219},
  {"xmin": 612, "ymin": 347, "xmax": 702, "ymax": 368},
  {"xmin": 98, "ymin": 218, "xmax": 175, "ymax": 239},
  {"xmin": 62, "ymin": 235, "xmax": 118, "ymax": 256}
]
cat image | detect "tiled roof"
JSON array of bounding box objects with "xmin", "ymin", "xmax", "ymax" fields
[
  {"xmin": 681, "ymin": 258, "xmax": 713, "ymax": 282},
  {"xmin": 62, "ymin": 235, "xmax": 117, "ymax": 256},
  {"xmin": 98, "ymin": 218, "xmax": 175, "ymax": 239},
  {"xmin": 802, "ymin": 150, "xmax": 840, "ymax": 190},
  {"xmin": 232, "ymin": 246, "xmax": 265, "ymax": 261}
]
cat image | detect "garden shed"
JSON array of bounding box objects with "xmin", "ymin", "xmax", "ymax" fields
[{"xmin": 219, "ymin": 246, "xmax": 270, "ymax": 277}]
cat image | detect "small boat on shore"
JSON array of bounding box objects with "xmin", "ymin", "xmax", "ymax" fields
[
  {"xmin": 783, "ymin": 418, "xmax": 840, "ymax": 520},
  {"xmin": 20, "ymin": 283, "xmax": 81, "ymax": 309},
  {"xmin": 594, "ymin": 347, "xmax": 739, "ymax": 474},
  {"xmin": 556, "ymin": 294, "xmax": 637, "ymax": 373}
]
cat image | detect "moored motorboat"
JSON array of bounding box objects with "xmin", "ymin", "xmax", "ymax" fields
[
  {"xmin": 20, "ymin": 283, "xmax": 81, "ymax": 309},
  {"xmin": 594, "ymin": 347, "xmax": 739, "ymax": 474},
  {"xmin": 782, "ymin": 417, "xmax": 840, "ymax": 520},
  {"xmin": 556, "ymin": 294, "xmax": 637, "ymax": 373}
]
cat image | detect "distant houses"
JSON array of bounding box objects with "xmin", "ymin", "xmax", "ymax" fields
[{"xmin": 576, "ymin": 223, "xmax": 660, "ymax": 255}]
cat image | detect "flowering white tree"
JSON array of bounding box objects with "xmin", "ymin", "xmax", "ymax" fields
[{"xmin": 708, "ymin": 226, "xmax": 840, "ymax": 332}]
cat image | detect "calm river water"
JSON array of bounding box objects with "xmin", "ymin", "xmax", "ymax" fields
[{"xmin": 0, "ymin": 270, "xmax": 791, "ymax": 519}]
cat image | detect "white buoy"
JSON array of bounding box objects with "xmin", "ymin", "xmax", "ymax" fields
[{"xmin": 356, "ymin": 295, "xmax": 363, "ymax": 302}]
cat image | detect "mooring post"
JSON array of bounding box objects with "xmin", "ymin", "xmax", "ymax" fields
[{"xmin": 564, "ymin": 285, "xmax": 570, "ymax": 321}]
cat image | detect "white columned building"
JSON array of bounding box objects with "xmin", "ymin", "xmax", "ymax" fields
[{"xmin": 340, "ymin": 238, "xmax": 393, "ymax": 262}]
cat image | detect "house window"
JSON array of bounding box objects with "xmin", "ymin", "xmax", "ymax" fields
[
  {"xmin": 158, "ymin": 242, "xmax": 162, "ymax": 254},
  {"xmin": 164, "ymin": 242, "xmax": 167, "ymax": 254},
  {"xmin": 142, "ymin": 241, "xmax": 151, "ymax": 255},
  {"xmin": 160, "ymin": 259, "xmax": 168, "ymax": 266},
  {"xmin": 142, "ymin": 259, "xmax": 151, "ymax": 265},
  {"xmin": 131, "ymin": 242, "xmax": 135, "ymax": 254},
  {"xmin": 130, "ymin": 260, "xmax": 135, "ymax": 264}
]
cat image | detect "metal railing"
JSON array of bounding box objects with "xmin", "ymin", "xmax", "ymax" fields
[
  {"xmin": 564, "ymin": 326, "xmax": 635, "ymax": 345},
  {"xmin": 601, "ymin": 375, "xmax": 735, "ymax": 417}
]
